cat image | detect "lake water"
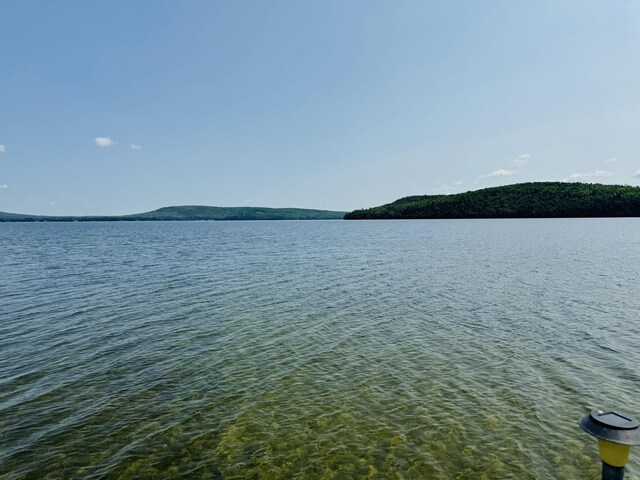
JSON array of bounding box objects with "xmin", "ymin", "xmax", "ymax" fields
[{"xmin": 1, "ymin": 219, "xmax": 639, "ymax": 479}]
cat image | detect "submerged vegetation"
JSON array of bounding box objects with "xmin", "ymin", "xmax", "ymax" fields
[
  {"xmin": 345, "ymin": 182, "xmax": 640, "ymax": 220},
  {"xmin": 0, "ymin": 206, "xmax": 346, "ymax": 222}
]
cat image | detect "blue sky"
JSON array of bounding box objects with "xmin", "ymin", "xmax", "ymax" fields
[{"xmin": 1, "ymin": 1, "xmax": 640, "ymax": 215}]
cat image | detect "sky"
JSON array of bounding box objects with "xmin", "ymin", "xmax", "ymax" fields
[{"xmin": 1, "ymin": 1, "xmax": 640, "ymax": 215}]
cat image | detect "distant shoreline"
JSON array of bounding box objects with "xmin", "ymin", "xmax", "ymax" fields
[
  {"xmin": 5, "ymin": 182, "xmax": 640, "ymax": 222},
  {"xmin": 0, "ymin": 206, "xmax": 347, "ymax": 222}
]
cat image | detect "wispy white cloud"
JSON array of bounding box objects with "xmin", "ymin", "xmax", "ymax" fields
[
  {"xmin": 632, "ymin": 170, "xmax": 640, "ymax": 179},
  {"xmin": 432, "ymin": 185, "xmax": 454, "ymax": 194},
  {"xmin": 432, "ymin": 180, "xmax": 464, "ymax": 194},
  {"xmin": 0, "ymin": 184, "xmax": 8, "ymax": 190},
  {"xmin": 509, "ymin": 154, "xmax": 529, "ymax": 166},
  {"xmin": 563, "ymin": 170, "xmax": 613, "ymax": 182},
  {"xmin": 0, "ymin": 144, "xmax": 5, "ymax": 153},
  {"xmin": 95, "ymin": 137, "xmax": 115, "ymax": 148},
  {"xmin": 482, "ymin": 169, "xmax": 516, "ymax": 177},
  {"xmin": 604, "ymin": 158, "xmax": 619, "ymax": 163},
  {"xmin": 130, "ymin": 144, "xmax": 142, "ymax": 150}
]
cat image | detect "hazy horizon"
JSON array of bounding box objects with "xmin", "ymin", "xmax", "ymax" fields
[{"xmin": 3, "ymin": 180, "xmax": 640, "ymax": 217}]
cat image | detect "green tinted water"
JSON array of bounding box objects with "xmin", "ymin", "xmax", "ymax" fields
[{"xmin": 1, "ymin": 219, "xmax": 639, "ymax": 479}]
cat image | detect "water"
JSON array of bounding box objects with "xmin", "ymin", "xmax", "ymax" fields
[{"xmin": 1, "ymin": 219, "xmax": 639, "ymax": 479}]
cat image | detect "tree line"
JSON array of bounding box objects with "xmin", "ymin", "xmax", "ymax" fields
[{"xmin": 344, "ymin": 182, "xmax": 640, "ymax": 219}]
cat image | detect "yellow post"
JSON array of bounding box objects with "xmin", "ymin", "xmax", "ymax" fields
[{"xmin": 578, "ymin": 409, "xmax": 640, "ymax": 480}]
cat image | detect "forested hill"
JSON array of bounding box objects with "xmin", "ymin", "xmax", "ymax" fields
[
  {"xmin": 344, "ymin": 182, "xmax": 640, "ymax": 220},
  {"xmin": 0, "ymin": 206, "xmax": 346, "ymax": 222}
]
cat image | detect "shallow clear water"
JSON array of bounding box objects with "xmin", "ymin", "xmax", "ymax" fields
[{"xmin": 1, "ymin": 219, "xmax": 639, "ymax": 479}]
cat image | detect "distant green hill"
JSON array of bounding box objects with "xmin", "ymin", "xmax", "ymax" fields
[
  {"xmin": 0, "ymin": 205, "xmax": 346, "ymax": 222},
  {"xmin": 0, "ymin": 211, "xmax": 41, "ymax": 221},
  {"xmin": 345, "ymin": 182, "xmax": 640, "ymax": 219}
]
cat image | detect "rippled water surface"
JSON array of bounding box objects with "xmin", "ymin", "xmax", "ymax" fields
[{"xmin": 1, "ymin": 219, "xmax": 640, "ymax": 479}]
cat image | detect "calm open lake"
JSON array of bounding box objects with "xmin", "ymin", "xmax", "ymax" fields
[{"xmin": 1, "ymin": 219, "xmax": 639, "ymax": 479}]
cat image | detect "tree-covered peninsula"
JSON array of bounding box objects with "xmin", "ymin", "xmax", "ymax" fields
[
  {"xmin": 0, "ymin": 206, "xmax": 346, "ymax": 222},
  {"xmin": 344, "ymin": 182, "xmax": 640, "ymax": 220}
]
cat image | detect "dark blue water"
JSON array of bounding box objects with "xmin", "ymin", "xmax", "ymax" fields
[{"xmin": 1, "ymin": 219, "xmax": 639, "ymax": 479}]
